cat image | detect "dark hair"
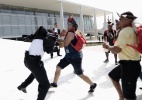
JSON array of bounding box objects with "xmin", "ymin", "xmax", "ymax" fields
[
  {"xmin": 54, "ymin": 23, "xmax": 57, "ymax": 25},
  {"xmin": 69, "ymin": 14, "xmax": 73, "ymax": 17},
  {"xmin": 107, "ymin": 20, "xmax": 114, "ymax": 26},
  {"xmin": 68, "ymin": 18, "xmax": 78, "ymax": 27},
  {"xmin": 34, "ymin": 26, "xmax": 47, "ymax": 39},
  {"xmin": 75, "ymin": 24, "xmax": 78, "ymax": 31}
]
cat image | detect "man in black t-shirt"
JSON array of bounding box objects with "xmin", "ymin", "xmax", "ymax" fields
[{"xmin": 103, "ymin": 21, "xmax": 118, "ymax": 65}]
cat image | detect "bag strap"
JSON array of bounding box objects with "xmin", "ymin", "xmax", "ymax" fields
[{"xmin": 70, "ymin": 32, "xmax": 77, "ymax": 48}]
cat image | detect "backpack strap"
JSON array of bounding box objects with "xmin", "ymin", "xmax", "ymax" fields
[{"xmin": 70, "ymin": 32, "xmax": 77, "ymax": 48}]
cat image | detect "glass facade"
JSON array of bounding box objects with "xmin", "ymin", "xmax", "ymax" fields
[{"xmin": 0, "ymin": 4, "xmax": 93, "ymax": 37}]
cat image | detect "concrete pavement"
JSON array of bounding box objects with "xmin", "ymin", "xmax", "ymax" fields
[{"xmin": 0, "ymin": 39, "xmax": 142, "ymax": 100}]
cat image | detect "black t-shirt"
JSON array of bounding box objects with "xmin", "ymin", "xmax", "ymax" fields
[
  {"xmin": 53, "ymin": 28, "xmax": 60, "ymax": 38},
  {"xmin": 104, "ymin": 30, "xmax": 116, "ymax": 46}
]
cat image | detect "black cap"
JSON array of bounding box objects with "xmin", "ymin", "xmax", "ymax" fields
[{"xmin": 118, "ymin": 11, "xmax": 137, "ymax": 20}]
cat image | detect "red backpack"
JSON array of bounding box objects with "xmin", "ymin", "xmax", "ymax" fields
[
  {"xmin": 127, "ymin": 25, "xmax": 142, "ymax": 53},
  {"xmin": 70, "ymin": 31, "xmax": 86, "ymax": 52}
]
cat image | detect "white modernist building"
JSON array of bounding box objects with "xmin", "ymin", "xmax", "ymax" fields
[{"xmin": 0, "ymin": 0, "xmax": 114, "ymax": 38}]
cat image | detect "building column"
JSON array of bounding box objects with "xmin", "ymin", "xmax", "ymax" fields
[
  {"xmin": 79, "ymin": 6, "xmax": 84, "ymax": 34},
  {"xmin": 60, "ymin": 1, "xmax": 65, "ymax": 30},
  {"xmin": 103, "ymin": 11, "xmax": 107, "ymax": 30},
  {"xmin": 112, "ymin": 12, "xmax": 116, "ymax": 29},
  {"xmin": 92, "ymin": 9, "xmax": 98, "ymax": 36},
  {"xmin": 112, "ymin": 13, "xmax": 114, "ymax": 23}
]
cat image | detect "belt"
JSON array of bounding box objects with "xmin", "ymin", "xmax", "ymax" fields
[
  {"xmin": 29, "ymin": 55, "xmax": 40, "ymax": 57},
  {"xmin": 28, "ymin": 55, "xmax": 41, "ymax": 61}
]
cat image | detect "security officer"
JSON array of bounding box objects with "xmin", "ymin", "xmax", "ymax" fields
[{"xmin": 17, "ymin": 26, "xmax": 51, "ymax": 100}]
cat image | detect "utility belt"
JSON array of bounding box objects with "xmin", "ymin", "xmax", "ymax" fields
[{"xmin": 24, "ymin": 51, "xmax": 41, "ymax": 62}]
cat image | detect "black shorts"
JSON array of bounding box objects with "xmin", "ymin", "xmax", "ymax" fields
[
  {"xmin": 108, "ymin": 65, "xmax": 121, "ymax": 82},
  {"xmin": 57, "ymin": 57, "xmax": 83, "ymax": 75},
  {"xmin": 109, "ymin": 60, "xmax": 141, "ymax": 99},
  {"xmin": 105, "ymin": 43, "xmax": 113, "ymax": 53}
]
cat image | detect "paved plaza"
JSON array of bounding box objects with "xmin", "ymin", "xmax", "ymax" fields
[{"xmin": 0, "ymin": 39, "xmax": 142, "ymax": 100}]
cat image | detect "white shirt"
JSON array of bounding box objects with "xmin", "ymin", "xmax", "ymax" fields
[
  {"xmin": 28, "ymin": 39, "xmax": 44, "ymax": 57},
  {"xmin": 58, "ymin": 35, "xmax": 65, "ymax": 40},
  {"xmin": 54, "ymin": 28, "xmax": 58, "ymax": 33}
]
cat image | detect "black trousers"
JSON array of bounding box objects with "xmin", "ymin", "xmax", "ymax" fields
[
  {"xmin": 50, "ymin": 48, "xmax": 60, "ymax": 57},
  {"xmin": 19, "ymin": 73, "xmax": 34, "ymax": 88},
  {"xmin": 21, "ymin": 57, "xmax": 50, "ymax": 100},
  {"xmin": 109, "ymin": 60, "xmax": 141, "ymax": 99}
]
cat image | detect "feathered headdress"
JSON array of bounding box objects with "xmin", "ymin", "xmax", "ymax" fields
[{"xmin": 107, "ymin": 17, "xmax": 114, "ymax": 26}]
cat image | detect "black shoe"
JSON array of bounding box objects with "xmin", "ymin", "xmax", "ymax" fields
[
  {"xmin": 139, "ymin": 87, "xmax": 142, "ymax": 90},
  {"xmin": 88, "ymin": 83, "xmax": 97, "ymax": 93},
  {"xmin": 57, "ymin": 54, "xmax": 62, "ymax": 56},
  {"xmin": 17, "ymin": 86, "xmax": 27, "ymax": 93},
  {"xmin": 51, "ymin": 56, "xmax": 53, "ymax": 58},
  {"xmin": 50, "ymin": 82, "xmax": 57, "ymax": 87},
  {"xmin": 103, "ymin": 59, "xmax": 109, "ymax": 63},
  {"xmin": 115, "ymin": 61, "xmax": 118, "ymax": 65}
]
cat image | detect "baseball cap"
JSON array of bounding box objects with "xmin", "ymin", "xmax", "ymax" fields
[{"xmin": 118, "ymin": 11, "xmax": 137, "ymax": 20}]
